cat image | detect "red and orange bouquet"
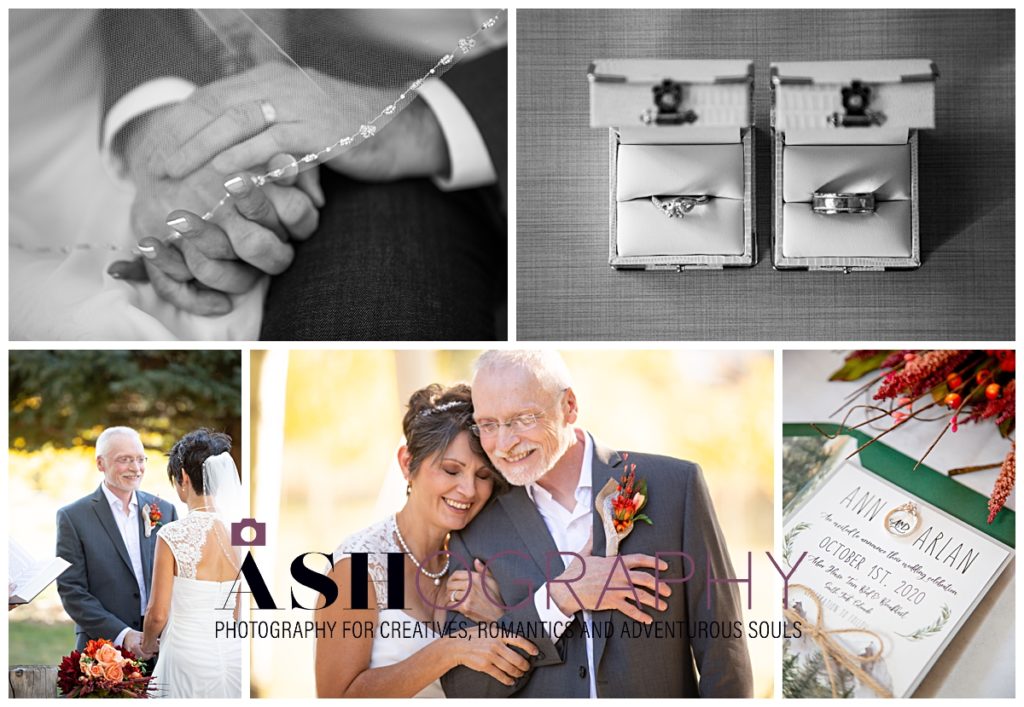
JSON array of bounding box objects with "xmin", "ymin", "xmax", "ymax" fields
[{"xmin": 57, "ymin": 638, "xmax": 154, "ymax": 698}]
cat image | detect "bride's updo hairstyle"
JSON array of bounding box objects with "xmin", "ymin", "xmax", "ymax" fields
[
  {"xmin": 402, "ymin": 383, "xmax": 505, "ymax": 491},
  {"xmin": 167, "ymin": 428, "xmax": 233, "ymax": 494}
]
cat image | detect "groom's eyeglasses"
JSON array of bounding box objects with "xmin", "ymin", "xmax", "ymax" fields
[
  {"xmin": 113, "ymin": 455, "xmax": 147, "ymax": 466},
  {"xmin": 470, "ymin": 413, "xmax": 544, "ymax": 437}
]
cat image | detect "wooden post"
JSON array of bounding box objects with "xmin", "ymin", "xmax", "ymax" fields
[{"xmin": 8, "ymin": 665, "xmax": 58, "ymax": 698}]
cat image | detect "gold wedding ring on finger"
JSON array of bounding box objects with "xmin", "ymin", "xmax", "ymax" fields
[
  {"xmin": 651, "ymin": 195, "xmax": 709, "ymax": 219},
  {"xmin": 812, "ymin": 192, "xmax": 875, "ymax": 215},
  {"xmin": 450, "ymin": 590, "xmax": 459, "ymax": 603}
]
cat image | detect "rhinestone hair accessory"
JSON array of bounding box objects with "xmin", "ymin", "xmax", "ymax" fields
[{"xmin": 418, "ymin": 400, "xmax": 469, "ymax": 417}]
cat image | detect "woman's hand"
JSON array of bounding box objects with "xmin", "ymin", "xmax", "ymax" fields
[
  {"xmin": 163, "ymin": 63, "xmax": 450, "ymax": 184},
  {"xmin": 446, "ymin": 558, "xmax": 506, "ymax": 624},
  {"xmin": 448, "ymin": 631, "xmax": 538, "ymax": 687}
]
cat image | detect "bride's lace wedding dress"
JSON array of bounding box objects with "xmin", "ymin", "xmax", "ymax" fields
[
  {"xmin": 336, "ymin": 515, "xmax": 445, "ymax": 698},
  {"xmin": 151, "ymin": 511, "xmax": 242, "ymax": 698}
]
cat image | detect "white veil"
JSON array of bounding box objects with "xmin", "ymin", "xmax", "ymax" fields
[{"xmin": 202, "ymin": 451, "xmax": 245, "ymax": 568}]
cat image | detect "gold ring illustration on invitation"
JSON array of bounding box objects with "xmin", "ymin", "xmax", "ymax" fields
[
  {"xmin": 812, "ymin": 192, "xmax": 875, "ymax": 214},
  {"xmin": 883, "ymin": 502, "xmax": 920, "ymax": 537},
  {"xmin": 651, "ymin": 195, "xmax": 709, "ymax": 219}
]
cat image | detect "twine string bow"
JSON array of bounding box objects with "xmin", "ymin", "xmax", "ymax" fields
[{"xmin": 784, "ymin": 584, "xmax": 893, "ymax": 698}]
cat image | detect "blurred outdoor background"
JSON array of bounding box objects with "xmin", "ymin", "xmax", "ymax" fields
[
  {"xmin": 8, "ymin": 350, "xmax": 241, "ymax": 671},
  {"xmin": 250, "ymin": 349, "xmax": 774, "ymax": 697}
]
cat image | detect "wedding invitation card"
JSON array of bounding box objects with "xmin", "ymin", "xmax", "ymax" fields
[{"xmin": 782, "ymin": 447, "xmax": 1013, "ymax": 698}]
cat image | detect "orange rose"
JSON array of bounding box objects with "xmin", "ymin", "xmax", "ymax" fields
[
  {"xmin": 104, "ymin": 663, "xmax": 124, "ymax": 682},
  {"xmin": 89, "ymin": 663, "xmax": 104, "ymax": 678},
  {"xmin": 95, "ymin": 643, "xmax": 119, "ymax": 664}
]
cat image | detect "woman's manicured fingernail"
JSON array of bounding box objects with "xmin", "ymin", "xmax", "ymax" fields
[
  {"xmin": 167, "ymin": 216, "xmax": 192, "ymax": 234},
  {"xmin": 224, "ymin": 176, "xmax": 251, "ymax": 196},
  {"xmin": 136, "ymin": 239, "xmax": 159, "ymax": 259}
]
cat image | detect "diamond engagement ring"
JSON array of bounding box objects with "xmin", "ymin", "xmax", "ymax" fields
[
  {"xmin": 812, "ymin": 192, "xmax": 875, "ymax": 214},
  {"xmin": 651, "ymin": 195, "xmax": 709, "ymax": 219}
]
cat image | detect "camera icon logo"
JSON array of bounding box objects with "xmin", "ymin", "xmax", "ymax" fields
[{"xmin": 231, "ymin": 518, "xmax": 267, "ymax": 547}]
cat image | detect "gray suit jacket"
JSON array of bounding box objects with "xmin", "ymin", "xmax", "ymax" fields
[
  {"xmin": 441, "ymin": 439, "xmax": 753, "ymax": 698},
  {"xmin": 56, "ymin": 484, "xmax": 178, "ymax": 650}
]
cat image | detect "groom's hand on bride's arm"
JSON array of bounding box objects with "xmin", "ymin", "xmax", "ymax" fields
[{"xmin": 547, "ymin": 550, "xmax": 672, "ymax": 625}]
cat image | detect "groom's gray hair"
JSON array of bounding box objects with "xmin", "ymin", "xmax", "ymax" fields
[
  {"xmin": 95, "ymin": 426, "xmax": 141, "ymax": 459},
  {"xmin": 473, "ymin": 350, "xmax": 574, "ymax": 398}
]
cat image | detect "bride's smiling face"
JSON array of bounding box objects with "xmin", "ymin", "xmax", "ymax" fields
[{"xmin": 410, "ymin": 431, "xmax": 495, "ymax": 531}]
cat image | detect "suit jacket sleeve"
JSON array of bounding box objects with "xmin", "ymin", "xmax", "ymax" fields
[
  {"xmin": 55, "ymin": 507, "xmax": 131, "ymax": 641},
  {"xmin": 98, "ymin": 10, "xmax": 215, "ymax": 131},
  {"xmin": 439, "ymin": 528, "xmax": 565, "ymax": 698},
  {"xmin": 440, "ymin": 47, "xmax": 507, "ymax": 197},
  {"xmin": 683, "ymin": 465, "xmax": 754, "ymax": 697}
]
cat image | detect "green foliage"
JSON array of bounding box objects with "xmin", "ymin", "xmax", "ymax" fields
[
  {"xmin": 782, "ymin": 640, "xmax": 855, "ymax": 698},
  {"xmin": 10, "ymin": 351, "xmax": 241, "ymax": 451},
  {"xmin": 9, "ymin": 619, "xmax": 75, "ymax": 667},
  {"xmin": 828, "ymin": 351, "xmax": 892, "ymax": 382}
]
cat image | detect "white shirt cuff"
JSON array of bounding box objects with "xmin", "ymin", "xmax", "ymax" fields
[
  {"xmin": 114, "ymin": 626, "xmax": 132, "ymax": 648},
  {"xmin": 417, "ymin": 77, "xmax": 496, "ymax": 191},
  {"xmin": 533, "ymin": 583, "xmax": 573, "ymax": 640},
  {"xmin": 102, "ymin": 77, "xmax": 197, "ymax": 180}
]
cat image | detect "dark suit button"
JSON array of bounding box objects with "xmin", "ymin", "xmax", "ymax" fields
[
  {"xmin": 578, "ymin": 665, "xmax": 587, "ymax": 679},
  {"xmin": 536, "ymin": 652, "xmax": 545, "ymax": 660},
  {"xmin": 133, "ymin": 592, "xmax": 140, "ymax": 598}
]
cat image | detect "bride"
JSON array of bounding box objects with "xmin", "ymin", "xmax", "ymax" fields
[
  {"xmin": 315, "ymin": 384, "xmax": 538, "ymax": 697},
  {"xmin": 142, "ymin": 430, "xmax": 243, "ymax": 698}
]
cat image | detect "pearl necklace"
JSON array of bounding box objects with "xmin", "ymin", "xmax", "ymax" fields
[{"xmin": 393, "ymin": 514, "xmax": 450, "ymax": 586}]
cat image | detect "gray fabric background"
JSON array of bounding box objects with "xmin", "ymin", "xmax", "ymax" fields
[{"xmin": 516, "ymin": 9, "xmax": 1014, "ymax": 340}]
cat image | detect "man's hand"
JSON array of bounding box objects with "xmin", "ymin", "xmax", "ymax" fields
[
  {"xmin": 157, "ymin": 63, "xmax": 450, "ymax": 184},
  {"xmin": 123, "ymin": 630, "xmax": 152, "ymax": 659},
  {"xmin": 547, "ymin": 545, "xmax": 671, "ymax": 624}
]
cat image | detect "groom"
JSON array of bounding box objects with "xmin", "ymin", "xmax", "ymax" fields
[
  {"xmin": 56, "ymin": 426, "xmax": 178, "ymax": 656},
  {"xmin": 441, "ymin": 351, "xmax": 753, "ymax": 697}
]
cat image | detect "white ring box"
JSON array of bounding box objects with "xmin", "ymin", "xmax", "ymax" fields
[
  {"xmin": 771, "ymin": 60, "xmax": 938, "ymax": 271},
  {"xmin": 588, "ymin": 59, "xmax": 756, "ymax": 271}
]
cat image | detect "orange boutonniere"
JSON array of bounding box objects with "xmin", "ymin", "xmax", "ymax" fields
[
  {"xmin": 595, "ymin": 453, "xmax": 653, "ymax": 556},
  {"xmin": 142, "ymin": 503, "xmax": 162, "ymax": 538}
]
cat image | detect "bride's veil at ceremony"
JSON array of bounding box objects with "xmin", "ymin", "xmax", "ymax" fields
[{"xmin": 201, "ymin": 451, "xmax": 245, "ymax": 569}]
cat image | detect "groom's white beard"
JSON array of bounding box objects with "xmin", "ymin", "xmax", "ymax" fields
[{"xmin": 493, "ymin": 426, "xmax": 576, "ymax": 487}]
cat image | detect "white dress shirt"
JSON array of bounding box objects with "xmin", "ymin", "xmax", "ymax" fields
[
  {"xmin": 529, "ymin": 430, "xmax": 598, "ymax": 698},
  {"xmin": 100, "ymin": 483, "xmax": 148, "ymax": 646}
]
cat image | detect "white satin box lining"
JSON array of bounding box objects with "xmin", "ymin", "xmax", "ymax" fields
[
  {"xmin": 617, "ymin": 198, "xmax": 745, "ymax": 257},
  {"xmin": 781, "ymin": 201, "xmax": 913, "ymax": 258},
  {"xmin": 782, "ymin": 144, "xmax": 911, "ymax": 202},
  {"xmin": 616, "ymin": 144, "xmax": 744, "ymax": 202}
]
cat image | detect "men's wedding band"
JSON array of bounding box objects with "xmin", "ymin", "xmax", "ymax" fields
[
  {"xmin": 259, "ymin": 100, "xmax": 277, "ymax": 126},
  {"xmin": 812, "ymin": 192, "xmax": 875, "ymax": 215},
  {"xmin": 651, "ymin": 195, "xmax": 709, "ymax": 219}
]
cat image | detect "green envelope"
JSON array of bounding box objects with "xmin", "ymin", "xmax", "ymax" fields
[{"xmin": 784, "ymin": 423, "xmax": 1014, "ymax": 549}]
